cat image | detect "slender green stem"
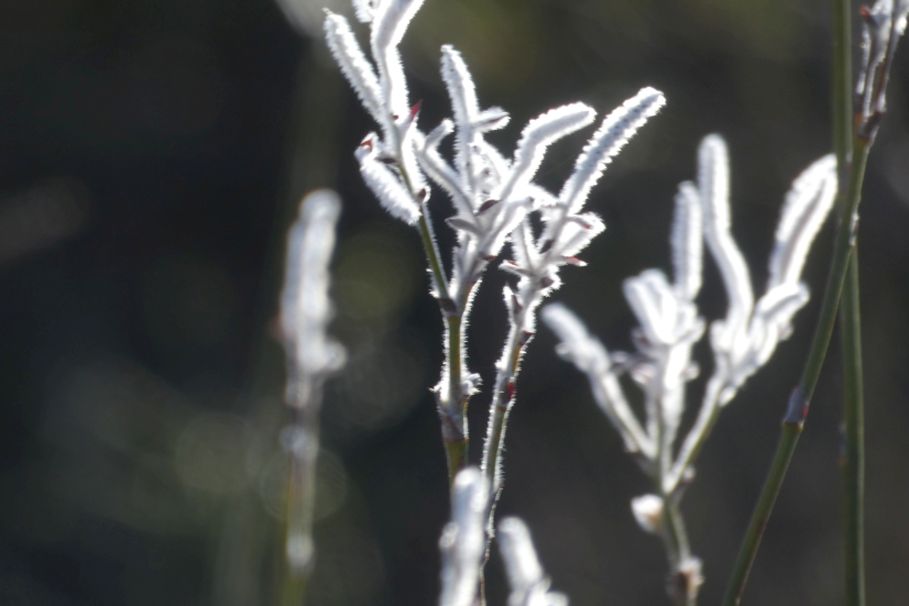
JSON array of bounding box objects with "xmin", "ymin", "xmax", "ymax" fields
[
  {"xmin": 416, "ymin": 212, "xmax": 452, "ymax": 308},
  {"xmin": 280, "ymin": 393, "xmax": 322, "ymax": 606},
  {"xmin": 442, "ymin": 312, "xmax": 469, "ymax": 482},
  {"xmin": 841, "ymin": 252, "xmax": 866, "ymax": 606},
  {"xmin": 831, "ymin": 3, "xmax": 866, "ymax": 603},
  {"xmin": 721, "ymin": 419, "xmax": 802, "ymax": 606},
  {"xmin": 721, "ymin": 125, "xmax": 873, "ymax": 606},
  {"xmin": 412, "ymin": 173, "xmax": 471, "ymax": 485},
  {"xmin": 661, "ymin": 497, "xmax": 696, "ymax": 606},
  {"xmin": 478, "ymin": 304, "xmax": 532, "ymax": 604},
  {"xmin": 481, "ymin": 318, "xmax": 527, "ymax": 492},
  {"xmin": 831, "ymin": 0, "xmax": 853, "ymax": 169},
  {"xmin": 667, "ymin": 375, "xmax": 726, "ymax": 493},
  {"xmin": 651, "ymin": 359, "xmax": 698, "ymax": 605},
  {"xmin": 799, "ymin": 142, "xmax": 868, "ymax": 415}
]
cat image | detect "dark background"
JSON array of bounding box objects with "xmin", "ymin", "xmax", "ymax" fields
[{"xmin": 2, "ymin": 0, "xmax": 908, "ymax": 604}]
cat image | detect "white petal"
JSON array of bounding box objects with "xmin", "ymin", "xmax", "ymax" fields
[
  {"xmin": 560, "ymin": 87, "xmax": 665, "ymax": 212},
  {"xmin": 698, "ymin": 134, "xmax": 753, "ymax": 349},
  {"xmin": 356, "ymin": 139, "xmax": 421, "ymax": 224},
  {"xmin": 352, "ymin": 0, "xmax": 376, "ymax": 23},
  {"xmin": 671, "ymin": 181, "xmax": 703, "ymax": 300},
  {"xmin": 323, "ymin": 12, "xmax": 384, "ymax": 123},
  {"xmin": 624, "ymin": 269, "xmax": 677, "ymax": 346},
  {"xmin": 499, "ymin": 103, "xmax": 596, "ymax": 202},
  {"xmin": 371, "ymin": 0, "xmax": 424, "ymax": 119},
  {"xmin": 549, "ymin": 212, "xmax": 605, "ymax": 259},
  {"xmin": 541, "ymin": 304, "xmax": 652, "ymax": 456},
  {"xmin": 417, "ymin": 120, "xmax": 474, "ymax": 218},
  {"xmin": 767, "ymin": 155, "xmax": 836, "ymax": 290}
]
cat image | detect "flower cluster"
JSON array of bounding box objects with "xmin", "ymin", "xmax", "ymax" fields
[
  {"xmin": 543, "ymin": 134, "xmax": 836, "ymax": 596},
  {"xmin": 324, "ymin": 0, "xmax": 664, "ymax": 509}
]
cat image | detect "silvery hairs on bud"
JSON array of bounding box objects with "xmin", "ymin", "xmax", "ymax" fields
[
  {"xmin": 482, "ymin": 88, "xmax": 665, "ymax": 503},
  {"xmin": 502, "ymin": 88, "xmax": 666, "ymax": 331},
  {"xmin": 325, "ymin": 0, "xmax": 427, "ymax": 217}
]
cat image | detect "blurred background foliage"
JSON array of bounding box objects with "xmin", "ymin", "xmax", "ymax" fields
[{"xmin": 2, "ymin": 0, "xmax": 908, "ymax": 604}]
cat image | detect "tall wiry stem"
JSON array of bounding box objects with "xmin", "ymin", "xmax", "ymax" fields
[
  {"xmin": 278, "ymin": 191, "xmax": 346, "ymax": 605},
  {"xmin": 723, "ymin": 3, "xmax": 908, "ymax": 601},
  {"xmin": 831, "ymin": 1, "xmax": 866, "ymax": 604}
]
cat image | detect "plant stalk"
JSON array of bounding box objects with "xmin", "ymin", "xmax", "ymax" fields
[
  {"xmin": 840, "ymin": 252, "xmax": 866, "ymax": 606},
  {"xmin": 721, "ymin": 416, "xmax": 802, "ymax": 606},
  {"xmin": 281, "ymin": 392, "xmax": 323, "ymax": 606},
  {"xmin": 721, "ymin": 118, "xmax": 872, "ymax": 606},
  {"xmin": 481, "ymin": 317, "xmax": 529, "ymax": 494},
  {"xmin": 412, "ymin": 177, "xmax": 471, "ymax": 485},
  {"xmin": 652, "ymin": 357, "xmax": 698, "ymax": 606},
  {"xmin": 831, "ymin": 2, "xmax": 866, "ymax": 603},
  {"xmin": 441, "ymin": 311, "xmax": 469, "ymax": 483},
  {"xmin": 662, "ymin": 497, "xmax": 696, "ymax": 606}
]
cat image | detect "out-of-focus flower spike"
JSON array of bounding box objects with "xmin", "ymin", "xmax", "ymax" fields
[
  {"xmin": 623, "ymin": 269, "xmax": 676, "ymax": 346},
  {"xmin": 279, "ymin": 190, "xmax": 345, "ymax": 586},
  {"xmin": 497, "ymin": 517, "xmax": 568, "ymax": 606},
  {"xmin": 438, "ymin": 468, "xmax": 489, "ymax": 606},
  {"xmin": 499, "ymin": 103, "xmax": 597, "ymax": 202},
  {"xmin": 560, "ymin": 87, "xmax": 665, "ymax": 213},
  {"xmin": 698, "ymin": 134, "xmax": 753, "ymax": 344},
  {"xmin": 671, "ymin": 181, "xmax": 703, "ymax": 301},
  {"xmin": 747, "ymin": 287, "xmax": 809, "ymax": 368},
  {"xmin": 755, "ymin": 283, "xmax": 809, "ymax": 339},
  {"xmin": 767, "ymin": 155, "xmax": 837, "ymax": 290},
  {"xmin": 541, "ymin": 304, "xmax": 653, "ymax": 457},
  {"xmin": 323, "ymin": 11, "xmax": 384, "ymax": 123},
  {"xmin": 697, "ymin": 135, "xmax": 731, "ymax": 225},
  {"xmin": 356, "ymin": 136, "xmax": 421, "ymax": 224},
  {"xmin": 281, "ymin": 190, "xmax": 346, "ymax": 397},
  {"xmin": 352, "ymin": 0, "xmax": 376, "ymax": 23}
]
